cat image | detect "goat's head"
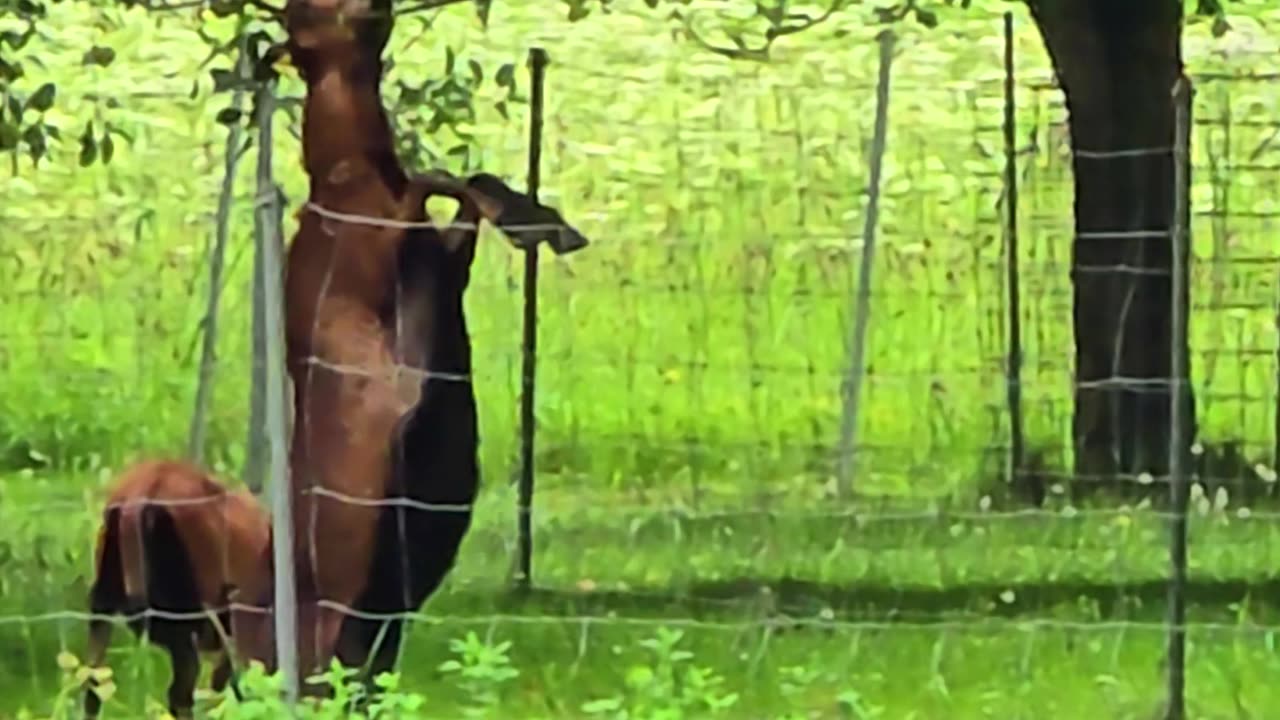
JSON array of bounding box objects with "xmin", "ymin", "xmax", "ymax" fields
[{"xmin": 282, "ymin": 0, "xmax": 392, "ymax": 80}]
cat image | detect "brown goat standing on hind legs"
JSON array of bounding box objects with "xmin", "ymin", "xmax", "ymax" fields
[
  {"xmin": 231, "ymin": 0, "xmax": 589, "ymax": 694},
  {"xmin": 83, "ymin": 458, "xmax": 270, "ymax": 720}
]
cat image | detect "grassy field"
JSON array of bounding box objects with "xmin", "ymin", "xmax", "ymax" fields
[{"xmin": 3, "ymin": 0, "xmax": 1280, "ymax": 716}]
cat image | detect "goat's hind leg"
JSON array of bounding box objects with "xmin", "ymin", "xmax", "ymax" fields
[
  {"xmin": 82, "ymin": 616, "xmax": 114, "ymax": 719},
  {"xmin": 162, "ymin": 629, "xmax": 200, "ymax": 720}
]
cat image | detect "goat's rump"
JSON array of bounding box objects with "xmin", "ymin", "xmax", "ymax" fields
[
  {"xmin": 83, "ymin": 458, "xmax": 268, "ymax": 719},
  {"xmin": 90, "ymin": 502, "xmax": 219, "ymax": 643}
]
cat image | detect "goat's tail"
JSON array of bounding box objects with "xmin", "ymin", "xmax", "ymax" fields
[{"xmin": 116, "ymin": 500, "xmax": 149, "ymax": 606}]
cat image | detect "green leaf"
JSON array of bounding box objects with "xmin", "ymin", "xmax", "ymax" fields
[
  {"xmin": 78, "ymin": 123, "xmax": 97, "ymax": 167},
  {"xmin": 22, "ymin": 124, "xmax": 46, "ymax": 163},
  {"xmin": 216, "ymin": 107, "xmax": 242, "ymax": 125},
  {"xmin": 473, "ymin": 0, "xmax": 492, "ymax": 27},
  {"xmin": 1211, "ymin": 14, "xmax": 1231, "ymax": 37},
  {"xmin": 0, "ymin": 122, "xmax": 18, "ymax": 151},
  {"xmin": 101, "ymin": 132, "xmax": 115, "ymax": 164},
  {"xmin": 916, "ymin": 8, "xmax": 938, "ymax": 28},
  {"xmin": 209, "ymin": 0, "xmax": 240, "ymax": 17},
  {"xmin": 15, "ymin": 0, "xmax": 43, "ymax": 17},
  {"xmin": 566, "ymin": 0, "xmax": 590, "ymax": 22},
  {"xmin": 210, "ymin": 68, "xmax": 238, "ymax": 92},
  {"xmin": 26, "ymin": 83, "xmax": 56, "ymax": 113},
  {"xmin": 495, "ymin": 63, "xmax": 515, "ymax": 88},
  {"xmin": 0, "ymin": 58, "xmax": 22, "ymax": 84},
  {"xmin": 1195, "ymin": 0, "xmax": 1224, "ymax": 17},
  {"xmin": 1, "ymin": 29, "xmax": 31, "ymax": 50},
  {"xmin": 581, "ymin": 697, "xmax": 624, "ymax": 714},
  {"xmin": 81, "ymin": 46, "xmax": 116, "ymax": 67},
  {"xmin": 253, "ymin": 59, "xmax": 279, "ymax": 83},
  {"xmin": 105, "ymin": 121, "xmax": 133, "ymax": 144}
]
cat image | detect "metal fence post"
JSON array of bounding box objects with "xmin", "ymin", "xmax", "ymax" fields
[
  {"xmin": 1001, "ymin": 12, "xmax": 1026, "ymax": 489},
  {"xmin": 516, "ymin": 47, "xmax": 549, "ymax": 588},
  {"xmin": 836, "ymin": 30, "xmax": 895, "ymax": 499},
  {"xmin": 252, "ymin": 77, "xmax": 298, "ymax": 705},
  {"xmin": 1165, "ymin": 74, "xmax": 1194, "ymax": 720},
  {"xmin": 245, "ymin": 225, "xmax": 269, "ymax": 494}
]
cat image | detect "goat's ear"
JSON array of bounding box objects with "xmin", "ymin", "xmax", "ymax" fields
[
  {"xmin": 469, "ymin": 192, "xmax": 505, "ymax": 224},
  {"xmin": 437, "ymin": 187, "xmax": 501, "ymax": 258}
]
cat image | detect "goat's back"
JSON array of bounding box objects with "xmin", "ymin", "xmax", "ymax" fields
[{"xmin": 94, "ymin": 459, "xmax": 269, "ymax": 611}]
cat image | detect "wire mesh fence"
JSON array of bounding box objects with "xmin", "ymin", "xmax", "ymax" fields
[{"xmin": 2, "ymin": 5, "xmax": 1280, "ymax": 718}]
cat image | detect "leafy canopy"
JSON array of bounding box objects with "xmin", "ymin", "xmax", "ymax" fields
[{"xmin": 0, "ymin": 0, "xmax": 1240, "ymax": 167}]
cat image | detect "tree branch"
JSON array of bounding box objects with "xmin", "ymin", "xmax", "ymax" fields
[
  {"xmin": 136, "ymin": 0, "xmax": 206, "ymax": 11},
  {"xmin": 247, "ymin": 0, "xmax": 284, "ymax": 17},
  {"xmin": 134, "ymin": 0, "xmax": 281, "ymax": 15},
  {"xmin": 392, "ymin": 0, "xmax": 469, "ymax": 17},
  {"xmin": 681, "ymin": 0, "xmax": 849, "ymax": 62}
]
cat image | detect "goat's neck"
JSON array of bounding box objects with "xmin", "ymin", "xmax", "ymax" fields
[{"xmin": 301, "ymin": 66, "xmax": 405, "ymax": 195}]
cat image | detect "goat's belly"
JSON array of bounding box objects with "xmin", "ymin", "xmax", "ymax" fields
[{"xmin": 291, "ymin": 368, "xmax": 407, "ymax": 603}]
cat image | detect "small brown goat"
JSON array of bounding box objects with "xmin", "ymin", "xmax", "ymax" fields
[{"xmin": 84, "ymin": 459, "xmax": 270, "ymax": 719}]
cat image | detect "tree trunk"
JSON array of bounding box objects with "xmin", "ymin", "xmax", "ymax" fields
[{"xmin": 1026, "ymin": 0, "xmax": 1196, "ymax": 486}]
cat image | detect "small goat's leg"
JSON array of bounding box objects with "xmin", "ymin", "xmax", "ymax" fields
[
  {"xmin": 165, "ymin": 634, "xmax": 200, "ymax": 720},
  {"xmin": 82, "ymin": 617, "xmax": 114, "ymax": 719},
  {"xmin": 211, "ymin": 650, "xmax": 235, "ymax": 695}
]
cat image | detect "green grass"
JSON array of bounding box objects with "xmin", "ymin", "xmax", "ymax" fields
[
  {"xmin": 3, "ymin": 0, "xmax": 1280, "ymax": 716},
  {"xmin": 4, "ymin": 481, "xmax": 1280, "ymax": 717}
]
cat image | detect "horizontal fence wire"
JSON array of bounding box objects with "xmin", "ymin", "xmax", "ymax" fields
[
  {"xmin": 10, "ymin": 492, "xmax": 1280, "ymax": 520},
  {"xmin": 5, "ymin": 608, "xmax": 1280, "ymax": 637}
]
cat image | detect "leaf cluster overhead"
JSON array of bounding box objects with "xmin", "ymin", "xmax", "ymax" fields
[{"xmin": 0, "ymin": 0, "xmax": 1241, "ymax": 167}]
